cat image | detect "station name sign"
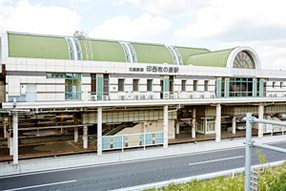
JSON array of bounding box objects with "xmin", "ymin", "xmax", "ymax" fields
[{"xmin": 129, "ymin": 66, "xmax": 179, "ymax": 73}]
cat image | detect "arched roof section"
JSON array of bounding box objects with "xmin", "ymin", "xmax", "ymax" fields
[
  {"xmin": 175, "ymin": 46, "xmax": 210, "ymax": 65},
  {"xmin": 131, "ymin": 43, "xmax": 173, "ymax": 64},
  {"xmin": 8, "ymin": 32, "xmax": 69, "ymax": 60},
  {"xmin": 186, "ymin": 48, "xmax": 234, "ymax": 67},
  {"xmin": 79, "ymin": 39, "xmax": 126, "ymax": 62},
  {"xmin": 226, "ymin": 46, "xmax": 261, "ymax": 69}
]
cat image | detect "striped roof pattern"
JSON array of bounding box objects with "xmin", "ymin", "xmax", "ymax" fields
[{"xmin": 6, "ymin": 31, "xmax": 236, "ymax": 68}]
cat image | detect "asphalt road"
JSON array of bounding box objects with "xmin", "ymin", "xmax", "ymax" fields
[{"xmin": 0, "ymin": 141, "xmax": 286, "ymax": 191}]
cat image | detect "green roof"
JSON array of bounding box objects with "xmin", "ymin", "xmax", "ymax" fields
[
  {"xmin": 175, "ymin": 46, "xmax": 210, "ymax": 65},
  {"xmin": 8, "ymin": 33, "xmax": 69, "ymax": 60},
  {"xmin": 79, "ymin": 39, "xmax": 126, "ymax": 62},
  {"xmin": 186, "ymin": 48, "xmax": 234, "ymax": 67},
  {"xmin": 5, "ymin": 32, "xmax": 237, "ymax": 68},
  {"xmin": 131, "ymin": 43, "xmax": 173, "ymax": 64}
]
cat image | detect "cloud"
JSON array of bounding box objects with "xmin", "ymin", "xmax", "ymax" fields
[
  {"xmin": 174, "ymin": 0, "xmax": 286, "ymax": 41},
  {"xmin": 89, "ymin": 13, "xmax": 172, "ymax": 42},
  {"xmin": 0, "ymin": 0, "xmax": 81, "ymax": 36},
  {"xmin": 116, "ymin": 0, "xmax": 141, "ymax": 6}
]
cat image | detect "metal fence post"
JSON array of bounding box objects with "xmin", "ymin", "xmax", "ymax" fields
[{"xmin": 245, "ymin": 113, "xmax": 252, "ymax": 191}]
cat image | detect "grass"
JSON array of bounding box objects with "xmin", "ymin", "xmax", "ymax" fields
[{"xmin": 146, "ymin": 161, "xmax": 286, "ymax": 191}]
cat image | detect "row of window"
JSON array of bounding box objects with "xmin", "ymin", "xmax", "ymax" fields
[{"xmin": 272, "ymin": 82, "xmax": 284, "ymax": 88}]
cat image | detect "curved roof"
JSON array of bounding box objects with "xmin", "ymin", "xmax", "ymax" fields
[
  {"xmin": 186, "ymin": 48, "xmax": 234, "ymax": 67},
  {"xmin": 4, "ymin": 31, "xmax": 259, "ymax": 69},
  {"xmin": 8, "ymin": 33, "xmax": 69, "ymax": 60},
  {"xmin": 174, "ymin": 46, "xmax": 210, "ymax": 65},
  {"xmin": 131, "ymin": 43, "xmax": 173, "ymax": 64}
]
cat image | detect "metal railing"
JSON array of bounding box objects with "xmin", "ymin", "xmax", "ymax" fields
[
  {"xmin": 102, "ymin": 132, "xmax": 164, "ymax": 152},
  {"xmin": 244, "ymin": 113, "xmax": 286, "ymax": 191}
]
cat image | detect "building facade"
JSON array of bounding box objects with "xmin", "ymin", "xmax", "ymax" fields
[{"xmin": 1, "ymin": 31, "xmax": 286, "ymax": 164}]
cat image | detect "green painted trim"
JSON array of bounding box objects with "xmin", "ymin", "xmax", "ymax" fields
[{"xmin": 97, "ymin": 77, "xmax": 103, "ymax": 100}]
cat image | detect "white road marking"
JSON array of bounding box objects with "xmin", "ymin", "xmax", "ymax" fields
[
  {"xmin": 188, "ymin": 155, "xmax": 244, "ymax": 166},
  {"xmin": 2, "ymin": 180, "xmax": 77, "ymax": 191}
]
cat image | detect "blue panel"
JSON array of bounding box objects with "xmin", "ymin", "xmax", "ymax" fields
[
  {"xmin": 102, "ymin": 137, "xmax": 111, "ymax": 150},
  {"xmin": 142, "ymin": 133, "xmax": 153, "ymax": 145},
  {"xmin": 113, "ymin": 136, "xmax": 125, "ymax": 149},
  {"xmin": 155, "ymin": 132, "xmax": 163, "ymax": 144}
]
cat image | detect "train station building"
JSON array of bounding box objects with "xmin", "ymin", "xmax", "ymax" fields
[{"xmin": 1, "ymin": 31, "xmax": 286, "ymax": 164}]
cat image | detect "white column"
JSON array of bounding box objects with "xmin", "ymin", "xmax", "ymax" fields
[
  {"xmin": 83, "ymin": 125, "xmax": 88, "ymax": 149},
  {"xmin": 192, "ymin": 108, "xmax": 196, "ymax": 138},
  {"xmin": 97, "ymin": 107, "xmax": 102, "ymax": 155},
  {"xmin": 258, "ymin": 104, "xmax": 264, "ymax": 138},
  {"xmin": 4, "ymin": 122, "xmax": 7, "ymax": 138},
  {"xmin": 13, "ymin": 113, "xmax": 18, "ymax": 164},
  {"xmin": 163, "ymin": 105, "xmax": 168, "ymax": 148},
  {"xmin": 175, "ymin": 120, "xmax": 180, "ymax": 135},
  {"xmin": 232, "ymin": 116, "xmax": 236, "ymax": 134},
  {"xmin": 9, "ymin": 136, "xmax": 13, "ymax": 156},
  {"xmin": 74, "ymin": 127, "xmax": 78, "ymax": 142},
  {"xmin": 215, "ymin": 104, "xmax": 221, "ymax": 142}
]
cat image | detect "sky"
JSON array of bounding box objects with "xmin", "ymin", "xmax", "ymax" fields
[{"xmin": 1, "ymin": 0, "xmax": 286, "ymax": 70}]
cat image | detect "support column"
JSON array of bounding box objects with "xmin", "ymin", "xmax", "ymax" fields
[
  {"xmin": 8, "ymin": 116, "xmax": 13, "ymax": 155},
  {"xmin": 83, "ymin": 125, "xmax": 88, "ymax": 149},
  {"xmin": 163, "ymin": 105, "xmax": 168, "ymax": 148},
  {"xmin": 215, "ymin": 104, "xmax": 221, "ymax": 142},
  {"xmin": 4, "ymin": 122, "xmax": 7, "ymax": 138},
  {"xmin": 13, "ymin": 113, "xmax": 18, "ymax": 164},
  {"xmin": 74, "ymin": 127, "xmax": 78, "ymax": 142},
  {"xmin": 175, "ymin": 120, "xmax": 179, "ymax": 135},
  {"xmin": 232, "ymin": 116, "xmax": 236, "ymax": 134},
  {"xmin": 258, "ymin": 104, "xmax": 264, "ymax": 138},
  {"xmin": 192, "ymin": 108, "xmax": 196, "ymax": 138},
  {"xmin": 97, "ymin": 107, "xmax": 102, "ymax": 155}
]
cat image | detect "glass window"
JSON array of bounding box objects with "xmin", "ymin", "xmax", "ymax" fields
[
  {"xmin": 91, "ymin": 74, "xmax": 96, "ymax": 95},
  {"xmin": 46, "ymin": 73, "xmax": 54, "ymax": 78},
  {"xmin": 182, "ymin": 80, "xmax": 186, "ymax": 91},
  {"xmin": 272, "ymin": 82, "xmax": 275, "ymax": 88},
  {"xmin": 169, "ymin": 76, "xmax": 174, "ymax": 93},
  {"xmin": 204, "ymin": 80, "xmax": 209, "ymax": 91},
  {"xmin": 147, "ymin": 79, "xmax": 152, "ymax": 92},
  {"xmin": 233, "ymin": 51, "xmax": 255, "ymax": 69},
  {"xmin": 193, "ymin": 80, "xmax": 198, "ymax": 91},
  {"xmin": 55, "ymin": 73, "xmax": 64, "ymax": 78},
  {"xmin": 280, "ymin": 82, "xmax": 283, "ymax": 88},
  {"xmin": 65, "ymin": 73, "xmax": 81, "ymax": 100},
  {"xmin": 118, "ymin": 79, "xmax": 124, "ymax": 92},
  {"xmin": 103, "ymin": 74, "xmax": 109, "ymax": 95},
  {"xmin": 229, "ymin": 77, "xmax": 253, "ymax": 97},
  {"xmin": 133, "ymin": 79, "xmax": 139, "ymax": 92}
]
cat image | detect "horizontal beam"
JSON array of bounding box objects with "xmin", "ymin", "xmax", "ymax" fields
[
  {"xmin": 252, "ymin": 142, "xmax": 286, "ymax": 154},
  {"xmin": 2, "ymin": 97, "xmax": 286, "ymax": 110},
  {"xmin": 251, "ymin": 117, "xmax": 286, "ymax": 127}
]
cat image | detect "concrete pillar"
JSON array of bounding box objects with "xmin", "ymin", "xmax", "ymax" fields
[
  {"xmin": 4, "ymin": 122, "xmax": 7, "ymax": 138},
  {"xmin": 232, "ymin": 116, "xmax": 236, "ymax": 134},
  {"xmin": 8, "ymin": 116, "xmax": 13, "ymax": 155},
  {"xmin": 192, "ymin": 108, "xmax": 196, "ymax": 138},
  {"xmin": 215, "ymin": 104, "xmax": 221, "ymax": 142},
  {"xmin": 163, "ymin": 105, "xmax": 168, "ymax": 148},
  {"xmin": 97, "ymin": 107, "xmax": 102, "ymax": 155},
  {"xmin": 13, "ymin": 113, "xmax": 18, "ymax": 164},
  {"xmin": 83, "ymin": 125, "xmax": 88, "ymax": 149},
  {"xmin": 175, "ymin": 120, "xmax": 180, "ymax": 135},
  {"xmin": 258, "ymin": 104, "xmax": 264, "ymax": 138},
  {"xmin": 74, "ymin": 127, "xmax": 78, "ymax": 143}
]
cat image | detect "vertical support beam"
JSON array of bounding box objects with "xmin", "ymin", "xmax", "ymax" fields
[
  {"xmin": 163, "ymin": 105, "xmax": 168, "ymax": 148},
  {"xmin": 215, "ymin": 104, "xmax": 221, "ymax": 142},
  {"xmin": 97, "ymin": 107, "xmax": 102, "ymax": 155},
  {"xmin": 245, "ymin": 113, "xmax": 252, "ymax": 191},
  {"xmin": 192, "ymin": 108, "xmax": 196, "ymax": 138},
  {"xmin": 175, "ymin": 120, "xmax": 179, "ymax": 135},
  {"xmin": 258, "ymin": 104, "xmax": 264, "ymax": 138},
  {"xmin": 83, "ymin": 125, "xmax": 88, "ymax": 149},
  {"xmin": 224, "ymin": 77, "xmax": 229, "ymax": 98},
  {"xmin": 74, "ymin": 127, "xmax": 78, "ymax": 143},
  {"xmin": 4, "ymin": 122, "xmax": 7, "ymax": 138},
  {"xmin": 13, "ymin": 113, "xmax": 18, "ymax": 164},
  {"xmin": 232, "ymin": 116, "xmax": 236, "ymax": 134},
  {"xmin": 252, "ymin": 78, "xmax": 257, "ymax": 97}
]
